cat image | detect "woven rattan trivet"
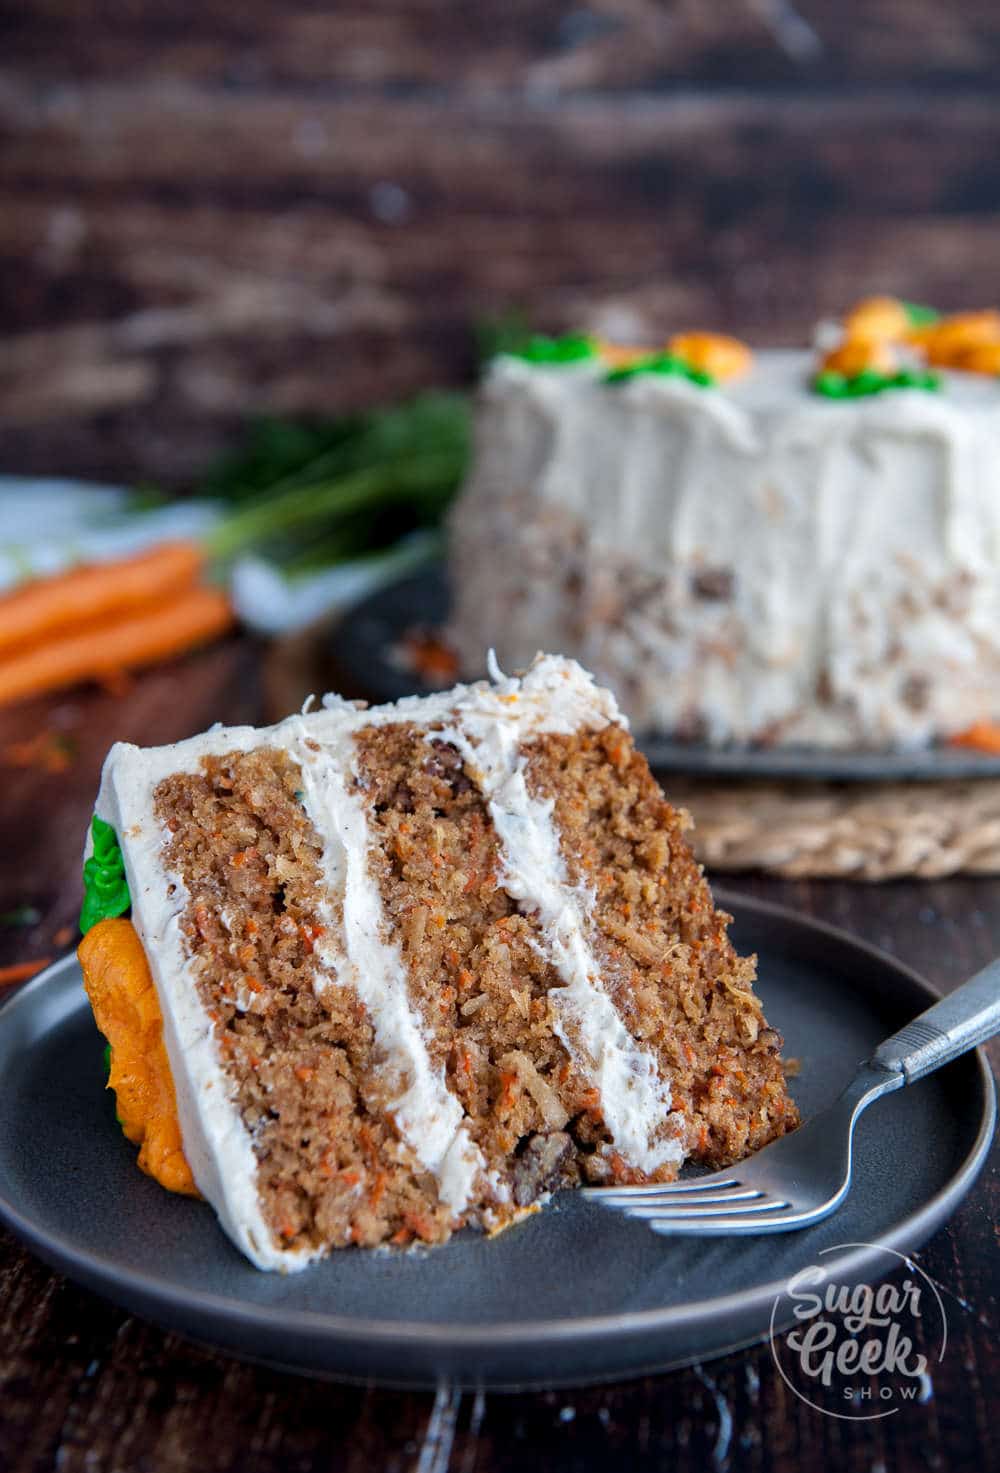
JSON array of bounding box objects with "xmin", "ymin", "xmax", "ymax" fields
[{"xmin": 667, "ymin": 778, "xmax": 1000, "ymax": 881}]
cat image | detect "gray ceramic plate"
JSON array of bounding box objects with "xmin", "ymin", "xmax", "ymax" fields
[
  {"xmin": 0, "ymin": 894, "xmax": 993, "ymax": 1390},
  {"xmin": 329, "ymin": 568, "xmax": 1000, "ymax": 782}
]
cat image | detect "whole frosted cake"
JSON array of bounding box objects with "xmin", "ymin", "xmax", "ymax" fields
[
  {"xmin": 449, "ymin": 302, "xmax": 1000, "ymax": 749},
  {"xmin": 78, "ymin": 655, "xmax": 796, "ymax": 1270}
]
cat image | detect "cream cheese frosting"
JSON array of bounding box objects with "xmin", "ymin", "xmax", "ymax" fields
[
  {"xmin": 94, "ymin": 655, "xmax": 679, "ymax": 1269},
  {"xmin": 96, "ymin": 735, "xmax": 315, "ymax": 1272},
  {"xmin": 449, "ymin": 352, "xmax": 1000, "ymax": 748},
  {"xmin": 282, "ymin": 716, "xmax": 486, "ymax": 1217}
]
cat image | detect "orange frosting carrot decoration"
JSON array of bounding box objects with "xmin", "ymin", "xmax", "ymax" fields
[
  {"xmin": 951, "ymin": 341, "xmax": 1000, "ymax": 376},
  {"xmin": 0, "ymin": 540, "xmax": 204, "ymax": 660},
  {"xmin": 0, "ymin": 584, "xmax": 233, "ymax": 708},
  {"xmin": 921, "ymin": 310, "xmax": 1000, "ymax": 366},
  {"xmin": 667, "ymin": 332, "xmax": 754, "ymax": 382},
  {"xmin": 949, "ymin": 722, "xmax": 1000, "ymax": 755},
  {"xmin": 78, "ymin": 917, "xmax": 199, "ymax": 1197},
  {"xmin": 820, "ymin": 337, "xmax": 897, "ymax": 379},
  {"xmin": 843, "ymin": 297, "xmax": 912, "ymax": 342},
  {"xmin": 594, "ymin": 340, "xmax": 655, "ymax": 369}
]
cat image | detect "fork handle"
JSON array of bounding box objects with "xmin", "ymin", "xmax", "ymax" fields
[{"xmin": 871, "ymin": 958, "xmax": 1000, "ymax": 1084}]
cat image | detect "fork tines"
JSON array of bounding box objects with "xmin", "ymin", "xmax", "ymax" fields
[{"xmin": 581, "ymin": 1179, "xmax": 795, "ymax": 1232}]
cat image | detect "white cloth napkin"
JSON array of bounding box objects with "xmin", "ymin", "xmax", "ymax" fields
[{"xmin": 0, "ymin": 479, "xmax": 430, "ymax": 635}]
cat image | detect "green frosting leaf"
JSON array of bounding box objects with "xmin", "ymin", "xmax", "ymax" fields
[
  {"xmin": 893, "ymin": 368, "xmax": 942, "ymax": 391},
  {"xmin": 812, "ymin": 369, "xmax": 941, "ymax": 399},
  {"xmin": 845, "ymin": 368, "xmax": 887, "ymax": 397},
  {"xmin": 80, "ymin": 814, "xmax": 130, "ymax": 934},
  {"xmin": 903, "ymin": 301, "xmax": 940, "ymax": 328},
  {"xmin": 605, "ymin": 353, "xmax": 716, "ymax": 388},
  {"xmin": 506, "ymin": 333, "xmax": 597, "ymax": 365},
  {"xmin": 813, "ymin": 370, "xmax": 848, "ymax": 398}
]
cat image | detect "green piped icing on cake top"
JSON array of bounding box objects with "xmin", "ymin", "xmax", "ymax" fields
[
  {"xmin": 505, "ymin": 333, "xmax": 598, "ymax": 365},
  {"xmin": 903, "ymin": 301, "xmax": 940, "ymax": 328},
  {"xmin": 604, "ymin": 353, "xmax": 715, "ymax": 388},
  {"xmin": 80, "ymin": 815, "xmax": 130, "ymax": 934},
  {"xmin": 813, "ymin": 368, "xmax": 942, "ymax": 399}
]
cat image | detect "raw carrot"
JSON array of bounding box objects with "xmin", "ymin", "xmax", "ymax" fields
[
  {"xmin": 0, "ymin": 541, "xmax": 203, "ymax": 659},
  {"xmin": 0, "ymin": 585, "xmax": 233, "ymax": 708},
  {"xmin": 0, "ymin": 958, "xmax": 52, "ymax": 987},
  {"xmin": 949, "ymin": 722, "xmax": 1000, "ymax": 755}
]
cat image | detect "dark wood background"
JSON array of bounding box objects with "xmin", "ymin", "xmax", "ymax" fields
[
  {"xmin": 2, "ymin": 1, "xmax": 1000, "ymax": 486},
  {"xmin": 0, "ymin": 6, "xmax": 998, "ymax": 1470}
]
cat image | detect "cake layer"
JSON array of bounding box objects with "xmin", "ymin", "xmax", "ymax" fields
[
  {"xmin": 92, "ymin": 655, "xmax": 795, "ymax": 1269},
  {"xmin": 449, "ymin": 352, "xmax": 1000, "ymax": 748},
  {"xmin": 153, "ymin": 748, "xmax": 459, "ymax": 1254}
]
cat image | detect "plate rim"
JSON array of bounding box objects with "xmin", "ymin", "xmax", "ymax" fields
[{"xmin": 0, "ymin": 891, "xmax": 994, "ymax": 1359}]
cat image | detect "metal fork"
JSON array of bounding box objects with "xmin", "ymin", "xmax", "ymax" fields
[{"xmin": 583, "ymin": 957, "xmax": 1000, "ymax": 1235}]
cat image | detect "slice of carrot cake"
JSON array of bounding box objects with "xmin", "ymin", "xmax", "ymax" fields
[{"xmin": 78, "ymin": 654, "xmax": 797, "ymax": 1271}]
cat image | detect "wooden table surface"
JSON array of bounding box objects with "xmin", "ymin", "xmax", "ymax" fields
[{"xmin": 0, "ymin": 638, "xmax": 995, "ymax": 1473}]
